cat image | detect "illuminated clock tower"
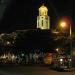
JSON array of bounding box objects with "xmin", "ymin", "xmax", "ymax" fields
[{"xmin": 37, "ymin": 4, "xmax": 50, "ymax": 29}]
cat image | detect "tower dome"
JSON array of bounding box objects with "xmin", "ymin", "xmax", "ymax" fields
[{"xmin": 39, "ymin": 4, "xmax": 48, "ymax": 16}]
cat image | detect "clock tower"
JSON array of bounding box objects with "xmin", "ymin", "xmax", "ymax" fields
[{"xmin": 37, "ymin": 4, "xmax": 50, "ymax": 29}]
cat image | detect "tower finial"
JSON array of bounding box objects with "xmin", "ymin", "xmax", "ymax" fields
[
  {"xmin": 41, "ymin": 0, "xmax": 44, "ymax": 6},
  {"xmin": 42, "ymin": 3, "xmax": 44, "ymax": 6}
]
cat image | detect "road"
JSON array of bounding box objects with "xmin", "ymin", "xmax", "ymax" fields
[{"xmin": 0, "ymin": 65, "xmax": 75, "ymax": 75}]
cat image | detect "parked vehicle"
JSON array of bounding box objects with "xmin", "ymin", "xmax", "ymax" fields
[{"xmin": 53, "ymin": 54, "xmax": 72, "ymax": 71}]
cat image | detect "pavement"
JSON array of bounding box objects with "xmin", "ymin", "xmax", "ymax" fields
[{"xmin": 0, "ymin": 64, "xmax": 75, "ymax": 75}]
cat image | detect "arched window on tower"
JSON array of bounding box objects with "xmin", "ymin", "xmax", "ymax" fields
[{"xmin": 42, "ymin": 20, "xmax": 43, "ymax": 27}]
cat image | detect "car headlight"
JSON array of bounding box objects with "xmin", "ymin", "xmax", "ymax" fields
[{"xmin": 60, "ymin": 58, "xmax": 63, "ymax": 62}]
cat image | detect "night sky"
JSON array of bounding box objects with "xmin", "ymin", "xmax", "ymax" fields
[{"xmin": 0, "ymin": 0, "xmax": 75, "ymax": 32}]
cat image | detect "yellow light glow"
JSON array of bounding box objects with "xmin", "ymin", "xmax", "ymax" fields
[
  {"xmin": 39, "ymin": 5, "xmax": 48, "ymax": 11},
  {"xmin": 60, "ymin": 21, "xmax": 66, "ymax": 28},
  {"xmin": 39, "ymin": 4, "xmax": 48, "ymax": 16}
]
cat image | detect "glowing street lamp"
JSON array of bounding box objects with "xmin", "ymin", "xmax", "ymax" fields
[
  {"xmin": 59, "ymin": 20, "xmax": 72, "ymax": 70},
  {"xmin": 60, "ymin": 21, "xmax": 67, "ymax": 28},
  {"xmin": 60, "ymin": 21, "xmax": 72, "ymax": 37}
]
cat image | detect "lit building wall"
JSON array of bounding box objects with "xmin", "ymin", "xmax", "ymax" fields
[{"xmin": 37, "ymin": 4, "xmax": 50, "ymax": 30}]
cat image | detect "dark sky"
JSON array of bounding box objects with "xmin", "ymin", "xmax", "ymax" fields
[{"xmin": 0, "ymin": 0, "xmax": 75, "ymax": 32}]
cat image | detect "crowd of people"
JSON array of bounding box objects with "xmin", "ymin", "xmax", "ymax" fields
[
  {"xmin": 0, "ymin": 51, "xmax": 53, "ymax": 65},
  {"xmin": 17, "ymin": 52, "xmax": 45, "ymax": 64}
]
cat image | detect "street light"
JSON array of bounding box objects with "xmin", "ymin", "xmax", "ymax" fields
[
  {"xmin": 60, "ymin": 21, "xmax": 67, "ymax": 28},
  {"xmin": 60, "ymin": 21, "xmax": 72, "ymax": 70},
  {"xmin": 60, "ymin": 21, "xmax": 72, "ymax": 38}
]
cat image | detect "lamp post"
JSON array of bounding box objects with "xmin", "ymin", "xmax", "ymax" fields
[
  {"xmin": 69, "ymin": 24, "xmax": 72, "ymax": 69},
  {"xmin": 60, "ymin": 21, "xmax": 72, "ymax": 70}
]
